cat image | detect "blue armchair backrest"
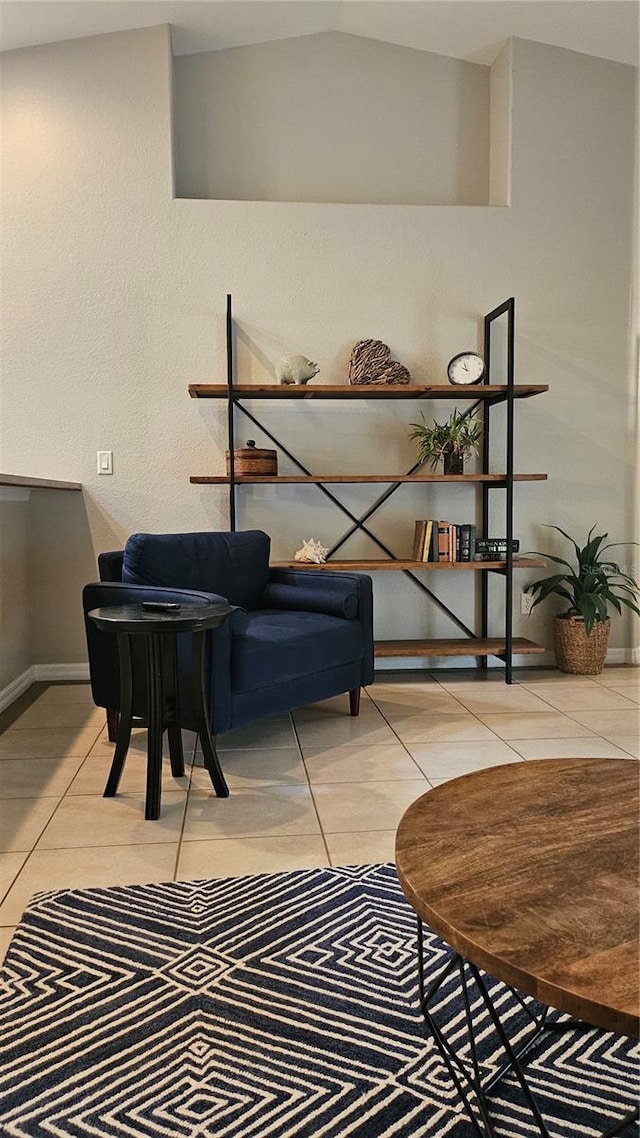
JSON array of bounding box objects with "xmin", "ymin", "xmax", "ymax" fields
[{"xmin": 122, "ymin": 530, "xmax": 271, "ymax": 610}]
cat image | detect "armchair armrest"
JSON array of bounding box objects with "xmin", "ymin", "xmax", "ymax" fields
[{"xmin": 84, "ymin": 580, "xmax": 228, "ymax": 609}]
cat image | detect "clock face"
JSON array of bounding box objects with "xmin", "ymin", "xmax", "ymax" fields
[{"xmin": 447, "ymin": 352, "xmax": 485, "ymax": 385}]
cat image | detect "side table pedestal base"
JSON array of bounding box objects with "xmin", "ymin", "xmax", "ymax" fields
[{"xmin": 89, "ymin": 603, "xmax": 231, "ymax": 820}]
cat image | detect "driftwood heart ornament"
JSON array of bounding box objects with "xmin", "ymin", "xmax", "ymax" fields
[{"xmin": 348, "ymin": 339, "xmax": 410, "ymax": 385}]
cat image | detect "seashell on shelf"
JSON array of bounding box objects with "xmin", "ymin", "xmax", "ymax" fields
[{"xmin": 294, "ymin": 539, "xmax": 329, "ymax": 564}]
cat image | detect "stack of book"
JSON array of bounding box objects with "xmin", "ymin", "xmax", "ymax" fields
[
  {"xmin": 411, "ymin": 523, "xmax": 520, "ymax": 564},
  {"xmin": 411, "ymin": 520, "xmax": 477, "ymax": 562},
  {"xmin": 474, "ymin": 538, "xmax": 520, "ymax": 561}
]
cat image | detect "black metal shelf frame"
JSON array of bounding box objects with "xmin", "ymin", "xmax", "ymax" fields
[
  {"xmin": 482, "ymin": 297, "xmax": 517, "ymax": 680},
  {"xmin": 222, "ymin": 293, "xmax": 527, "ymax": 682}
]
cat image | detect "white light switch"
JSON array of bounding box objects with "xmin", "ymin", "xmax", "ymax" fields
[{"xmin": 97, "ymin": 451, "xmax": 113, "ymax": 475}]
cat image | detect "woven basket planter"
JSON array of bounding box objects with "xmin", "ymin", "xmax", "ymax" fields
[{"xmin": 553, "ymin": 615, "xmax": 610, "ymax": 675}]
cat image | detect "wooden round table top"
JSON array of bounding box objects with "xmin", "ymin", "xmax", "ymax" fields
[{"xmin": 395, "ymin": 757, "xmax": 639, "ymax": 1038}]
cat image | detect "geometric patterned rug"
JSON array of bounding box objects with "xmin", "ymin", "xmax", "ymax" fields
[{"xmin": 0, "ymin": 864, "xmax": 637, "ymax": 1137}]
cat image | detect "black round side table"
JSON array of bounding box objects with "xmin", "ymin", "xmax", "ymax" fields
[{"xmin": 88, "ymin": 602, "xmax": 231, "ymax": 820}]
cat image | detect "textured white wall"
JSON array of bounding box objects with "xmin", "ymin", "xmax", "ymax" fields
[
  {"xmin": 0, "ymin": 25, "xmax": 637, "ymax": 674},
  {"xmin": 173, "ymin": 32, "xmax": 490, "ymax": 205},
  {"xmin": 489, "ymin": 41, "xmax": 511, "ymax": 206}
]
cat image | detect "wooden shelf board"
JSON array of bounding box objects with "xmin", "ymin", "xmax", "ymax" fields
[
  {"xmin": 375, "ymin": 638, "xmax": 545, "ymax": 658},
  {"xmin": 270, "ymin": 558, "xmax": 545, "ymax": 571},
  {"xmin": 191, "ymin": 473, "xmax": 547, "ymax": 485},
  {"xmin": 189, "ymin": 383, "xmax": 548, "ymax": 401}
]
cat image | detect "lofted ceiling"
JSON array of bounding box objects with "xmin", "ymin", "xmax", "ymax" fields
[{"xmin": 0, "ymin": 0, "xmax": 638, "ymax": 66}]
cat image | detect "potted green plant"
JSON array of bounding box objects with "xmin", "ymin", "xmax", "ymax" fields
[
  {"xmin": 525, "ymin": 524, "xmax": 640, "ymax": 674},
  {"xmin": 409, "ymin": 409, "xmax": 483, "ymax": 474}
]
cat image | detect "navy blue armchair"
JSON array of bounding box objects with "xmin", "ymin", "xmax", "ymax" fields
[{"xmin": 83, "ymin": 530, "xmax": 374, "ymax": 739}]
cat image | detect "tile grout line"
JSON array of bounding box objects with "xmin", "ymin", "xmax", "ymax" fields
[
  {"xmin": 0, "ymin": 853, "xmax": 30, "ymax": 917},
  {"xmin": 367, "ymin": 686, "xmax": 526, "ymax": 760},
  {"xmin": 291, "ymin": 713, "xmax": 333, "ymax": 866},
  {"xmin": 364, "ymin": 687, "xmax": 434, "ymax": 774},
  {"xmin": 173, "ymin": 731, "xmax": 198, "ymax": 880}
]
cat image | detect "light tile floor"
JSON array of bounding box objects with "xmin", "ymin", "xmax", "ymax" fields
[{"xmin": 0, "ymin": 667, "xmax": 638, "ymax": 962}]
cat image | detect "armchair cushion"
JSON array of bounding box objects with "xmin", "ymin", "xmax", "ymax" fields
[
  {"xmin": 232, "ymin": 610, "xmax": 364, "ymax": 693},
  {"xmin": 122, "ymin": 531, "xmax": 270, "ymax": 610}
]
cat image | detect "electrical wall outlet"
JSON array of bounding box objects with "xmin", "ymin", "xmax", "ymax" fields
[
  {"xmin": 520, "ymin": 590, "xmax": 534, "ymax": 615},
  {"xmin": 97, "ymin": 450, "xmax": 113, "ymax": 475}
]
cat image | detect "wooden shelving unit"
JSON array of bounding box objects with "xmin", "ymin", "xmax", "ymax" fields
[{"xmin": 189, "ymin": 295, "xmax": 548, "ymax": 680}]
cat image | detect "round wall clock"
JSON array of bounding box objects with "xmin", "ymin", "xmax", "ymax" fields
[{"xmin": 447, "ymin": 351, "xmax": 485, "ymax": 385}]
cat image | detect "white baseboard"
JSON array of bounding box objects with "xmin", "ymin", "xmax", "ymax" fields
[
  {"xmin": 34, "ymin": 663, "xmax": 90, "ymax": 682},
  {"xmin": 606, "ymin": 648, "xmax": 632, "ymax": 665},
  {"xmin": 615, "ymin": 645, "xmax": 640, "ymax": 665},
  {"xmin": 0, "ymin": 666, "xmax": 37, "ymax": 713},
  {"xmin": 0, "ymin": 663, "xmax": 90, "ymax": 713}
]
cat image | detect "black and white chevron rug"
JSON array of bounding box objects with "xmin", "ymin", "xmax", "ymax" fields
[{"xmin": 0, "ymin": 863, "xmax": 637, "ymax": 1137}]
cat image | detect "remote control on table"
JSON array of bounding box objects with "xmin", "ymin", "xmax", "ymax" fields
[{"xmin": 141, "ymin": 601, "xmax": 181, "ymax": 612}]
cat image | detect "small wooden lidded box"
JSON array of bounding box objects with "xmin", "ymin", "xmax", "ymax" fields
[{"xmin": 226, "ymin": 440, "xmax": 278, "ymax": 476}]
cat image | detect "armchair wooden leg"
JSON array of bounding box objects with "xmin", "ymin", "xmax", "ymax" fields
[
  {"xmin": 349, "ymin": 688, "xmax": 361, "ymax": 717},
  {"xmin": 106, "ymin": 707, "xmax": 118, "ymax": 742}
]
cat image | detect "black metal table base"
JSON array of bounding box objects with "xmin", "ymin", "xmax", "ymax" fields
[
  {"xmin": 416, "ymin": 919, "xmax": 639, "ymax": 1138},
  {"xmin": 107, "ymin": 629, "xmax": 228, "ymax": 820}
]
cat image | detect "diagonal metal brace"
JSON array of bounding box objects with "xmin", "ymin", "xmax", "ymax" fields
[{"xmin": 236, "ymin": 402, "xmax": 476, "ymax": 639}]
